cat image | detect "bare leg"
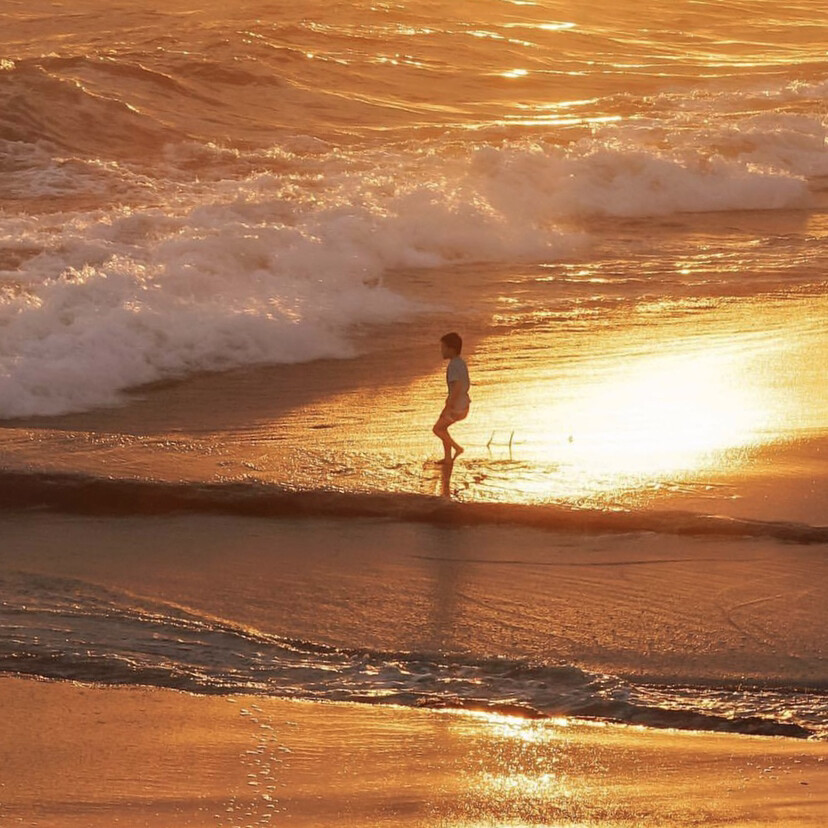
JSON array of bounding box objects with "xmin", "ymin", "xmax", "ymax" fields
[
  {"xmin": 433, "ymin": 417, "xmax": 464, "ymax": 462},
  {"xmin": 439, "ymin": 458, "xmax": 454, "ymax": 497},
  {"xmin": 433, "ymin": 423, "xmax": 453, "ymax": 463}
]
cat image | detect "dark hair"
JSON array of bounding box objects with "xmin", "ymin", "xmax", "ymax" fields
[{"xmin": 440, "ymin": 332, "xmax": 462, "ymax": 354}]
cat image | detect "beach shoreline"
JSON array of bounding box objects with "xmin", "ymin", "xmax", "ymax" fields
[
  {"xmin": 2, "ymin": 510, "xmax": 826, "ymax": 726},
  {"xmin": 1, "ymin": 284, "xmax": 826, "ymax": 528},
  {"xmin": 3, "ymin": 1, "xmax": 828, "ymax": 824}
]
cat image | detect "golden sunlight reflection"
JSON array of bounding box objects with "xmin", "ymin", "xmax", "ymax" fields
[
  {"xmin": 442, "ymin": 711, "xmax": 579, "ymax": 826},
  {"xmin": 458, "ymin": 294, "xmax": 828, "ymax": 504},
  {"xmin": 448, "ymin": 710, "xmax": 571, "ymax": 740},
  {"xmin": 503, "ymin": 21, "xmax": 577, "ymax": 31},
  {"xmin": 549, "ymin": 348, "xmax": 768, "ymax": 477},
  {"xmin": 503, "ymin": 113, "xmax": 622, "ymax": 127},
  {"xmin": 295, "ymin": 292, "xmax": 824, "ymax": 508}
]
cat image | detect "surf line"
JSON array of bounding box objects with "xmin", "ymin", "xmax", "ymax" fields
[{"xmin": 2, "ymin": 470, "xmax": 827, "ymax": 544}]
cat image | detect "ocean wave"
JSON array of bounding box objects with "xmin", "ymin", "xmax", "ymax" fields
[
  {"xmin": 468, "ymin": 119, "xmax": 820, "ymax": 219},
  {"xmin": 0, "ymin": 570, "xmax": 821, "ymax": 738},
  {"xmin": 0, "ymin": 137, "xmax": 581, "ymax": 418},
  {"xmin": 0, "ymin": 61, "xmax": 179, "ymax": 156},
  {"xmin": 0, "ymin": 190, "xmax": 423, "ymax": 417},
  {"xmin": 2, "ymin": 470, "xmax": 827, "ymax": 544},
  {"xmin": 2, "ymin": 103, "xmax": 826, "ymax": 417}
]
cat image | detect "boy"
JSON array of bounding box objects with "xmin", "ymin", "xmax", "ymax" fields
[{"xmin": 433, "ymin": 332, "xmax": 471, "ymax": 463}]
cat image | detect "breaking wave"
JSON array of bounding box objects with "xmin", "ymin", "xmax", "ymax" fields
[{"xmin": 2, "ymin": 109, "xmax": 827, "ymax": 418}]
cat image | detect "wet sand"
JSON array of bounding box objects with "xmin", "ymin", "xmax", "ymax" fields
[{"xmin": 1, "ymin": 676, "xmax": 826, "ymax": 827}]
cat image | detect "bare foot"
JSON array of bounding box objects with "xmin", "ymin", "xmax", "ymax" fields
[
  {"xmin": 453, "ymin": 446, "xmax": 464, "ymax": 459},
  {"xmin": 435, "ymin": 457, "xmax": 454, "ymax": 465}
]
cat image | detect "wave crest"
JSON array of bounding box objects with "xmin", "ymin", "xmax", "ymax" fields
[{"xmin": 0, "ymin": 61, "xmax": 176, "ymax": 156}]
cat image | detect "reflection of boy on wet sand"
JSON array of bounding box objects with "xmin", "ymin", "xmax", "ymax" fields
[{"xmin": 433, "ymin": 332, "xmax": 471, "ymax": 464}]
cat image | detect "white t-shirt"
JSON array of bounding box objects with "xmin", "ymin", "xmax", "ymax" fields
[{"xmin": 446, "ymin": 356, "xmax": 471, "ymax": 411}]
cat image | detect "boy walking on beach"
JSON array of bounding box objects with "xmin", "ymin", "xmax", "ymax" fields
[{"xmin": 433, "ymin": 332, "xmax": 471, "ymax": 463}]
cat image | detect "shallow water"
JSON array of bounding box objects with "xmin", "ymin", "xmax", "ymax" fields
[{"xmin": 2, "ymin": 512, "xmax": 827, "ymax": 738}]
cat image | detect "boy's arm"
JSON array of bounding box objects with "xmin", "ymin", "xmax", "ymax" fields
[{"xmin": 444, "ymin": 380, "xmax": 462, "ymax": 414}]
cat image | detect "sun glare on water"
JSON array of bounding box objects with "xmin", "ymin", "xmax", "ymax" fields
[
  {"xmin": 552, "ymin": 348, "xmax": 768, "ymax": 478},
  {"xmin": 466, "ymin": 315, "xmax": 811, "ymax": 504},
  {"xmin": 438, "ymin": 710, "xmax": 580, "ymax": 825}
]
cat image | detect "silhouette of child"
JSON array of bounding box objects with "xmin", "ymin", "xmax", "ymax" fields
[{"xmin": 433, "ymin": 332, "xmax": 470, "ymax": 463}]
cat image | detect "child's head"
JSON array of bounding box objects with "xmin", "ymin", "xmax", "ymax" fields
[{"xmin": 440, "ymin": 332, "xmax": 462, "ymax": 358}]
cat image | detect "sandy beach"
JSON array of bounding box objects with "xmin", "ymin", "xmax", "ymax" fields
[{"xmin": 1, "ymin": 676, "xmax": 826, "ymax": 827}]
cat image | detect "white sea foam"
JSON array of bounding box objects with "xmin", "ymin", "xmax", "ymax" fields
[
  {"xmin": 0, "ymin": 142, "xmax": 157, "ymax": 201},
  {"xmin": 0, "ymin": 172, "xmax": 578, "ymax": 418},
  {"xmin": 0, "ymin": 215, "xmax": 412, "ymax": 418},
  {"xmin": 1, "ymin": 107, "xmax": 825, "ymax": 417}
]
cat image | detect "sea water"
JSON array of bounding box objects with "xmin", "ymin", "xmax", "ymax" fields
[{"xmin": 1, "ymin": 0, "xmax": 826, "ymax": 416}]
